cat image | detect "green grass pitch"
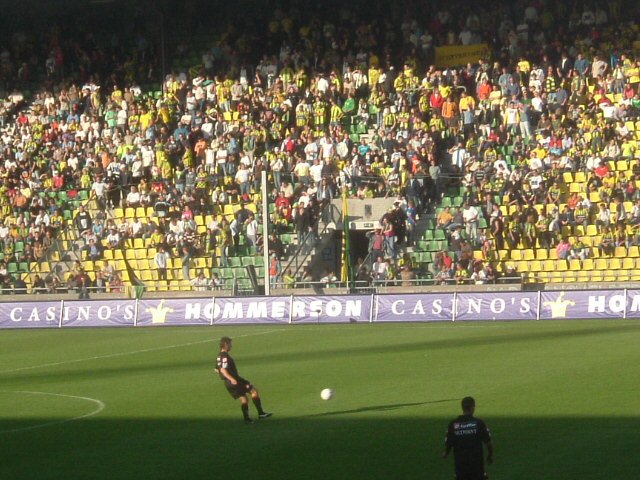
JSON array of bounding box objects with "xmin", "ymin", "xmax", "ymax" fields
[{"xmin": 1, "ymin": 320, "xmax": 639, "ymax": 480}]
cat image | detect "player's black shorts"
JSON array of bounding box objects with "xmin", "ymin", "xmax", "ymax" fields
[{"xmin": 225, "ymin": 378, "xmax": 253, "ymax": 399}]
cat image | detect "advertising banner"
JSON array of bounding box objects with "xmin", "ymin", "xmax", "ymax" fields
[
  {"xmin": 62, "ymin": 300, "xmax": 136, "ymax": 327},
  {"xmin": 539, "ymin": 290, "xmax": 625, "ymax": 320},
  {"xmin": 375, "ymin": 294, "xmax": 453, "ymax": 322},
  {"xmin": 213, "ymin": 296, "xmax": 290, "ymax": 324},
  {"xmin": 137, "ymin": 298, "xmax": 214, "ymax": 326},
  {"xmin": 434, "ymin": 44, "xmax": 489, "ymax": 68},
  {"xmin": 289, "ymin": 295, "xmax": 372, "ymax": 324},
  {"xmin": 0, "ymin": 301, "xmax": 61, "ymax": 328},
  {"xmin": 455, "ymin": 292, "xmax": 538, "ymax": 321},
  {"xmin": 1, "ymin": 290, "xmax": 638, "ymax": 329}
]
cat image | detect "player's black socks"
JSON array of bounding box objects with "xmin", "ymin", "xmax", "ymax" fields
[
  {"xmin": 241, "ymin": 403, "xmax": 250, "ymax": 420},
  {"xmin": 252, "ymin": 397, "xmax": 265, "ymax": 415}
]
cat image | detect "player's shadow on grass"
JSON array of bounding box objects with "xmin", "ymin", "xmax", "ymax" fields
[{"xmin": 309, "ymin": 398, "xmax": 458, "ymax": 417}]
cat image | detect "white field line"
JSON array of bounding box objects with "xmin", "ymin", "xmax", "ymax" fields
[
  {"xmin": 0, "ymin": 391, "xmax": 105, "ymax": 434},
  {"xmin": 0, "ymin": 329, "xmax": 283, "ymax": 375}
]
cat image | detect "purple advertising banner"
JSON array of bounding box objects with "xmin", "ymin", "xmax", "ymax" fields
[
  {"xmin": 375, "ymin": 294, "xmax": 453, "ymax": 322},
  {"xmin": 1, "ymin": 291, "xmax": 638, "ymax": 329},
  {"xmin": 289, "ymin": 295, "xmax": 372, "ymax": 324},
  {"xmin": 213, "ymin": 296, "xmax": 290, "ymax": 324},
  {"xmin": 62, "ymin": 300, "xmax": 136, "ymax": 327},
  {"xmin": 137, "ymin": 298, "xmax": 214, "ymax": 326},
  {"xmin": 456, "ymin": 292, "xmax": 538, "ymax": 321},
  {"xmin": 0, "ymin": 301, "xmax": 61, "ymax": 328},
  {"xmin": 539, "ymin": 290, "xmax": 625, "ymax": 320}
]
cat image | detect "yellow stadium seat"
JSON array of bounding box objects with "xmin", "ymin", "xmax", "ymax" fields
[
  {"xmin": 589, "ymin": 192, "xmax": 601, "ymax": 203},
  {"xmin": 629, "ymin": 246, "xmax": 639, "ymax": 257},
  {"xmin": 497, "ymin": 250, "xmax": 509, "ymax": 261},
  {"xmin": 582, "ymin": 258, "xmax": 594, "ymax": 270},
  {"xmin": 115, "ymin": 260, "xmax": 127, "ymax": 271},
  {"xmin": 125, "ymin": 208, "xmax": 135, "ymax": 218},
  {"xmin": 591, "ymin": 271, "xmax": 603, "ymax": 282},
  {"xmin": 548, "ymin": 249, "xmax": 558, "ymax": 260},
  {"xmin": 529, "ymin": 260, "xmax": 542, "ymax": 272},
  {"xmin": 622, "ymin": 257, "xmax": 634, "ymax": 270},
  {"xmin": 595, "ymin": 258, "xmax": 608, "ymax": 270},
  {"xmin": 511, "ymin": 250, "xmax": 522, "ymax": 260},
  {"xmin": 569, "ymin": 183, "xmax": 582, "ymax": 193},
  {"xmin": 543, "ymin": 260, "xmax": 555, "ymax": 271},
  {"xmin": 114, "ymin": 250, "xmax": 124, "ymax": 260},
  {"xmin": 564, "ymin": 273, "xmax": 577, "ymax": 283},
  {"xmin": 550, "ymin": 271, "xmax": 564, "ymax": 283},
  {"xmin": 617, "ymin": 160, "xmax": 629, "ymax": 171},
  {"xmin": 125, "ymin": 249, "xmax": 136, "ymax": 259},
  {"xmin": 516, "ymin": 260, "xmax": 529, "ymax": 272},
  {"xmin": 103, "ymin": 250, "xmax": 113, "ymax": 260},
  {"xmin": 618, "ymin": 272, "xmax": 630, "ymax": 282},
  {"xmin": 569, "ymin": 259, "xmax": 581, "ymax": 270},
  {"xmin": 133, "ymin": 238, "xmax": 145, "ymax": 249},
  {"xmin": 563, "ymin": 172, "xmax": 574, "ymax": 183},
  {"xmin": 521, "ymin": 249, "xmax": 534, "ymax": 260},
  {"xmin": 614, "ymin": 246, "xmax": 627, "ymax": 257},
  {"xmin": 586, "ymin": 225, "xmax": 598, "ymax": 236},
  {"xmin": 114, "ymin": 208, "xmax": 124, "ymax": 218},
  {"xmin": 537, "ymin": 271, "xmax": 550, "ymax": 283},
  {"xmin": 556, "ymin": 260, "xmax": 568, "ymax": 271},
  {"xmin": 603, "ymin": 270, "xmax": 616, "ymax": 282},
  {"xmin": 535, "ymin": 249, "xmax": 548, "ymax": 260},
  {"xmin": 575, "ymin": 172, "xmax": 586, "ymax": 183},
  {"xmin": 138, "ymin": 259, "xmax": 150, "ymax": 270},
  {"xmin": 576, "ymin": 271, "xmax": 590, "ymax": 283},
  {"xmin": 610, "ymin": 258, "xmax": 622, "ymax": 270}
]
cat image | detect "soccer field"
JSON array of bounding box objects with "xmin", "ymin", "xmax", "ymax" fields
[{"xmin": 1, "ymin": 321, "xmax": 639, "ymax": 480}]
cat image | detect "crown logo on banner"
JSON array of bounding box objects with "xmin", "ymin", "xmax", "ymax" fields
[
  {"xmin": 146, "ymin": 299, "xmax": 175, "ymax": 324},
  {"xmin": 542, "ymin": 292, "xmax": 576, "ymax": 319}
]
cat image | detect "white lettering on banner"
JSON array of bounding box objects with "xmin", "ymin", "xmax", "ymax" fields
[
  {"xmin": 630, "ymin": 294, "xmax": 640, "ymax": 312},
  {"xmin": 78, "ymin": 306, "xmax": 91, "ymax": 322},
  {"xmin": 123, "ymin": 305, "xmax": 135, "ymax": 320},
  {"xmin": 326, "ymin": 300, "xmax": 341, "ymax": 317},
  {"xmin": 246, "ymin": 302, "xmax": 267, "ymax": 319},
  {"xmin": 589, "ymin": 296, "xmax": 606, "ymax": 313},
  {"xmin": 432, "ymin": 299, "xmax": 442, "ymax": 315},
  {"xmin": 291, "ymin": 301, "xmax": 305, "ymax": 318},
  {"xmin": 345, "ymin": 301, "xmax": 362, "ymax": 318},
  {"xmin": 97, "ymin": 306, "xmax": 111, "ymax": 320},
  {"xmin": 468, "ymin": 299, "xmax": 481, "ymax": 314},
  {"xmin": 588, "ymin": 294, "xmax": 626, "ymax": 313},
  {"xmin": 392, "ymin": 300, "xmax": 405, "ymax": 315},
  {"xmin": 222, "ymin": 302, "xmax": 243, "ymax": 319},
  {"xmin": 10, "ymin": 308, "xmax": 21, "ymax": 322},
  {"xmin": 272, "ymin": 301, "xmax": 286, "ymax": 318},
  {"xmin": 490, "ymin": 299, "xmax": 506, "ymax": 314},
  {"xmin": 185, "ymin": 302, "xmax": 201, "ymax": 319},
  {"xmin": 412, "ymin": 300, "xmax": 425, "ymax": 315},
  {"xmin": 28, "ymin": 309, "xmax": 41, "ymax": 322},
  {"xmin": 520, "ymin": 298, "xmax": 531, "ymax": 314},
  {"xmin": 309, "ymin": 300, "xmax": 323, "ymax": 316}
]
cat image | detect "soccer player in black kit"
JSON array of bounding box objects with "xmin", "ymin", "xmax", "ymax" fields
[
  {"xmin": 215, "ymin": 336, "xmax": 272, "ymax": 423},
  {"xmin": 442, "ymin": 396, "xmax": 493, "ymax": 480}
]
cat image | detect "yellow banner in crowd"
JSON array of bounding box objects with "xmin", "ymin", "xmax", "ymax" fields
[{"xmin": 434, "ymin": 44, "xmax": 490, "ymax": 68}]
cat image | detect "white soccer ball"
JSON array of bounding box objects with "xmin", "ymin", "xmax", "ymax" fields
[{"xmin": 320, "ymin": 388, "xmax": 334, "ymax": 400}]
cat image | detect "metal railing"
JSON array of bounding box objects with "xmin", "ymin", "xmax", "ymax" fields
[{"xmin": 278, "ymin": 202, "xmax": 340, "ymax": 281}]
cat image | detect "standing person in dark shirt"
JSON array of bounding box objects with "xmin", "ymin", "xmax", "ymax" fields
[
  {"xmin": 215, "ymin": 336, "xmax": 272, "ymax": 424},
  {"xmin": 443, "ymin": 396, "xmax": 493, "ymax": 480}
]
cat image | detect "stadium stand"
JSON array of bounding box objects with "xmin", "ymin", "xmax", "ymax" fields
[{"xmin": 0, "ymin": 0, "xmax": 639, "ymax": 294}]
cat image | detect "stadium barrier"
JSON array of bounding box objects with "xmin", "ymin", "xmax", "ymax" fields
[{"xmin": 0, "ymin": 289, "xmax": 637, "ymax": 329}]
